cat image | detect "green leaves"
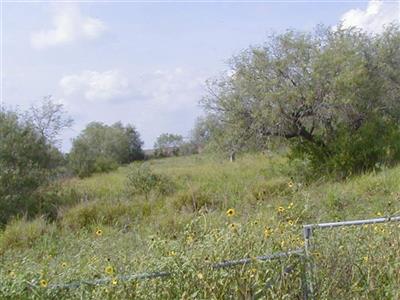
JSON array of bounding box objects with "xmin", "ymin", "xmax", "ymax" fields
[
  {"xmin": 203, "ymin": 25, "xmax": 400, "ymax": 175},
  {"xmin": 69, "ymin": 122, "xmax": 144, "ymax": 178}
]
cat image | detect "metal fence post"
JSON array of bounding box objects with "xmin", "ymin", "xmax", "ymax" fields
[{"xmin": 303, "ymin": 225, "xmax": 314, "ymax": 300}]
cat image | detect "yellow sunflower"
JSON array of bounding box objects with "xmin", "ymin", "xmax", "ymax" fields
[
  {"xmin": 39, "ymin": 279, "xmax": 48, "ymax": 288},
  {"xmin": 226, "ymin": 208, "xmax": 236, "ymax": 217},
  {"xmin": 277, "ymin": 206, "xmax": 285, "ymax": 213},
  {"xmin": 105, "ymin": 265, "xmax": 114, "ymax": 275}
]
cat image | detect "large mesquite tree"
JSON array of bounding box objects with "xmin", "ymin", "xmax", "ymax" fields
[{"xmin": 202, "ymin": 25, "xmax": 400, "ymax": 175}]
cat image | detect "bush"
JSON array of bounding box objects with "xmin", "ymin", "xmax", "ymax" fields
[
  {"xmin": 60, "ymin": 200, "xmax": 137, "ymax": 230},
  {"xmin": 0, "ymin": 110, "xmax": 52, "ymax": 225},
  {"xmin": 290, "ymin": 117, "xmax": 400, "ymax": 178},
  {"xmin": 172, "ymin": 186, "xmax": 215, "ymax": 212},
  {"xmin": 125, "ymin": 163, "xmax": 174, "ymax": 199},
  {"xmin": 251, "ymin": 178, "xmax": 294, "ymax": 201},
  {"xmin": 0, "ymin": 217, "xmax": 56, "ymax": 253},
  {"xmin": 69, "ymin": 122, "xmax": 144, "ymax": 178}
]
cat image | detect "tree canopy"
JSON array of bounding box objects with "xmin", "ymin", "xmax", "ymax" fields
[
  {"xmin": 0, "ymin": 109, "xmax": 53, "ymax": 224},
  {"xmin": 154, "ymin": 133, "xmax": 184, "ymax": 157},
  {"xmin": 202, "ymin": 25, "xmax": 400, "ymax": 175},
  {"xmin": 69, "ymin": 122, "xmax": 144, "ymax": 177}
]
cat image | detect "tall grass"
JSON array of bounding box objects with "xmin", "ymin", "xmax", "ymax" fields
[{"xmin": 0, "ymin": 153, "xmax": 399, "ymax": 299}]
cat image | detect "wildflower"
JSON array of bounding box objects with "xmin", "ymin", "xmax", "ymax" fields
[
  {"xmin": 229, "ymin": 223, "xmax": 237, "ymax": 231},
  {"xmin": 39, "ymin": 279, "xmax": 48, "ymax": 288},
  {"xmin": 96, "ymin": 229, "xmax": 103, "ymax": 236},
  {"xmin": 277, "ymin": 206, "xmax": 285, "ymax": 213},
  {"xmin": 288, "ymin": 202, "xmax": 294, "ymax": 209},
  {"xmin": 105, "ymin": 266, "xmax": 114, "ymax": 275},
  {"xmin": 363, "ymin": 256, "xmax": 369, "ymax": 263},
  {"xmin": 226, "ymin": 208, "xmax": 236, "ymax": 217},
  {"xmin": 313, "ymin": 252, "xmax": 321, "ymax": 258},
  {"xmin": 288, "ymin": 220, "xmax": 294, "ymax": 226},
  {"xmin": 112, "ymin": 278, "xmax": 118, "ymax": 285},
  {"xmin": 250, "ymin": 268, "xmax": 257, "ymax": 278},
  {"xmin": 61, "ymin": 262, "xmax": 67, "ymax": 268},
  {"xmin": 264, "ymin": 227, "xmax": 273, "ymax": 238},
  {"xmin": 169, "ymin": 251, "xmax": 176, "ymax": 257},
  {"xmin": 8, "ymin": 271, "xmax": 16, "ymax": 278},
  {"xmin": 288, "ymin": 181, "xmax": 294, "ymax": 188},
  {"xmin": 377, "ymin": 212, "xmax": 383, "ymax": 217},
  {"xmin": 186, "ymin": 235, "xmax": 194, "ymax": 244},
  {"xmin": 297, "ymin": 238, "xmax": 305, "ymax": 247},
  {"xmin": 197, "ymin": 273, "xmax": 204, "ymax": 280}
]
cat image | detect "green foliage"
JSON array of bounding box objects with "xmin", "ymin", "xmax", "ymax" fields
[
  {"xmin": 60, "ymin": 200, "xmax": 137, "ymax": 230},
  {"xmin": 25, "ymin": 95, "xmax": 73, "ymax": 146},
  {"xmin": 125, "ymin": 163, "xmax": 174, "ymax": 199},
  {"xmin": 290, "ymin": 117, "xmax": 400, "ymax": 178},
  {"xmin": 0, "ymin": 110, "xmax": 53, "ymax": 225},
  {"xmin": 2, "ymin": 147, "xmax": 400, "ymax": 299},
  {"xmin": 172, "ymin": 185, "xmax": 215, "ymax": 212},
  {"xmin": 0, "ymin": 217, "xmax": 56, "ymax": 254},
  {"xmin": 154, "ymin": 133, "xmax": 184, "ymax": 157},
  {"xmin": 69, "ymin": 122, "xmax": 144, "ymax": 177},
  {"xmin": 202, "ymin": 25, "xmax": 400, "ymax": 173}
]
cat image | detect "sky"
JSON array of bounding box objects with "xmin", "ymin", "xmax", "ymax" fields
[{"xmin": 2, "ymin": 0, "xmax": 399, "ymax": 151}]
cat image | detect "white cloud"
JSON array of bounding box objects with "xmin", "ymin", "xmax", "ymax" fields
[
  {"xmin": 59, "ymin": 70, "xmax": 129, "ymax": 102},
  {"xmin": 31, "ymin": 5, "xmax": 107, "ymax": 49},
  {"xmin": 339, "ymin": 0, "xmax": 399, "ymax": 33},
  {"xmin": 57, "ymin": 67, "xmax": 206, "ymax": 150},
  {"xmin": 138, "ymin": 68, "xmax": 205, "ymax": 111}
]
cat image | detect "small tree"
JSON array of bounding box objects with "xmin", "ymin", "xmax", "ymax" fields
[
  {"xmin": 125, "ymin": 163, "xmax": 173, "ymax": 200},
  {"xmin": 0, "ymin": 109, "xmax": 52, "ymax": 224},
  {"xmin": 154, "ymin": 133, "xmax": 184, "ymax": 157},
  {"xmin": 69, "ymin": 122, "xmax": 144, "ymax": 177},
  {"xmin": 25, "ymin": 95, "xmax": 73, "ymax": 147}
]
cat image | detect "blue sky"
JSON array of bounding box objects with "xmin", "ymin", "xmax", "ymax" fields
[{"xmin": 3, "ymin": 0, "xmax": 399, "ymax": 151}]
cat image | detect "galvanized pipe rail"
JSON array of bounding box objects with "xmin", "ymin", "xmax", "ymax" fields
[
  {"xmin": 304, "ymin": 216, "xmax": 400, "ymax": 230},
  {"xmin": 302, "ymin": 215, "xmax": 400, "ymax": 300},
  {"xmin": 43, "ymin": 215, "xmax": 399, "ymax": 298},
  {"xmin": 48, "ymin": 248, "xmax": 304, "ymax": 289}
]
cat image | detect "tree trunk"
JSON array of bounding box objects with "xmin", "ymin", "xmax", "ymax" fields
[{"xmin": 230, "ymin": 151, "xmax": 236, "ymax": 162}]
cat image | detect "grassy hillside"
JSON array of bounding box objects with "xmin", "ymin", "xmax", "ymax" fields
[{"xmin": 1, "ymin": 153, "xmax": 399, "ymax": 299}]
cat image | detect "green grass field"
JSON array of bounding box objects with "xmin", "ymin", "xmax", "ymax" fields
[{"xmin": 1, "ymin": 153, "xmax": 399, "ymax": 299}]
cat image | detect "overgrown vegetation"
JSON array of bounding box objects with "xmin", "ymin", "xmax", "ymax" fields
[
  {"xmin": 125, "ymin": 162, "xmax": 174, "ymax": 199},
  {"xmin": 0, "ymin": 109, "xmax": 61, "ymax": 225},
  {"xmin": 0, "ymin": 154, "xmax": 399, "ymax": 299},
  {"xmin": 1, "ymin": 24, "xmax": 400, "ymax": 299},
  {"xmin": 69, "ymin": 122, "xmax": 144, "ymax": 178}
]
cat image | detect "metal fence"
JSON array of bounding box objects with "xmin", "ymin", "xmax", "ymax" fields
[
  {"xmin": 48, "ymin": 215, "xmax": 400, "ymax": 299},
  {"xmin": 302, "ymin": 216, "xmax": 400, "ymax": 300}
]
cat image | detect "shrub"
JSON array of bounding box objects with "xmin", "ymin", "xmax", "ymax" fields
[
  {"xmin": 69, "ymin": 122, "xmax": 144, "ymax": 178},
  {"xmin": 172, "ymin": 186, "xmax": 215, "ymax": 212},
  {"xmin": 290, "ymin": 117, "xmax": 400, "ymax": 178},
  {"xmin": 251, "ymin": 178, "xmax": 294, "ymax": 201},
  {"xmin": 0, "ymin": 110, "xmax": 52, "ymax": 225},
  {"xmin": 125, "ymin": 163, "xmax": 174, "ymax": 199},
  {"xmin": 60, "ymin": 200, "xmax": 137, "ymax": 230},
  {"xmin": 0, "ymin": 217, "xmax": 55, "ymax": 253}
]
